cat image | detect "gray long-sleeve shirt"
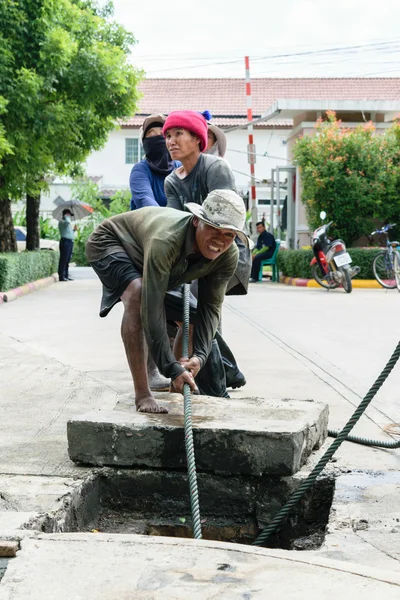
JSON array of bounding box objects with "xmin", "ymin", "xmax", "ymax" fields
[
  {"xmin": 165, "ymin": 152, "xmax": 251, "ymax": 295},
  {"xmin": 86, "ymin": 207, "xmax": 239, "ymax": 380}
]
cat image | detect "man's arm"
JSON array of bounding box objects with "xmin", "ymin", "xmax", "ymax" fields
[
  {"xmin": 206, "ymin": 159, "xmax": 237, "ymax": 193},
  {"xmin": 193, "ymin": 246, "xmax": 239, "ymax": 365},
  {"xmin": 140, "ymin": 241, "xmax": 186, "ymax": 380},
  {"xmin": 165, "ymin": 176, "xmax": 184, "ymax": 210},
  {"xmin": 129, "ymin": 162, "xmax": 159, "ymax": 209}
]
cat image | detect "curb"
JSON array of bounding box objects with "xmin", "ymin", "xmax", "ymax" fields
[
  {"xmin": 0, "ymin": 273, "xmax": 58, "ymax": 304},
  {"xmin": 279, "ymin": 276, "xmax": 386, "ymax": 289}
]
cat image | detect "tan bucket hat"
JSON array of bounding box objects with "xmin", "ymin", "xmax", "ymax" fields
[
  {"xmin": 207, "ymin": 122, "xmax": 227, "ymax": 157},
  {"xmin": 185, "ymin": 189, "xmax": 249, "ymax": 246}
]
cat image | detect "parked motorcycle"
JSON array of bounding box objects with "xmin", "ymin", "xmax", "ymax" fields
[{"xmin": 310, "ymin": 212, "xmax": 360, "ymax": 293}]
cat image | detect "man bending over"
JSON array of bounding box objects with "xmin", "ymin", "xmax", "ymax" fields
[{"xmin": 86, "ymin": 189, "xmax": 248, "ymax": 414}]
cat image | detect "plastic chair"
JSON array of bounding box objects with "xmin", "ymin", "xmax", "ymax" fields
[{"xmin": 258, "ymin": 240, "xmax": 281, "ymax": 282}]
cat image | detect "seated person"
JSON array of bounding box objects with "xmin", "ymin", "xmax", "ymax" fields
[{"xmin": 249, "ymin": 221, "xmax": 276, "ymax": 283}]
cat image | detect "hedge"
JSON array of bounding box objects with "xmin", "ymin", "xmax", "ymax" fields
[
  {"xmin": 0, "ymin": 250, "xmax": 59, "ymax": 292},
  {"xmin": 277, "ymin": 248, "xmax": 384, "ymax": 280}
]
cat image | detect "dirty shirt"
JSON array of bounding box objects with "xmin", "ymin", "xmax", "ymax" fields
[
  {"xmin": 165, "ymin": 153, "xmax": 251, "ymax": 296},
  {"xmin": 164, "ymin": 154, "xmax": 236, "ymax": 209},
  {"xmin": 86, "ymin": 207, "xmax": 239, "ymax": 380}
]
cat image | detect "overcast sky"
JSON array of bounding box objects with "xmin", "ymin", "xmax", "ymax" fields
[{"xmin": 112, "ymin": 0, "xmax": 400, "ymax": 78}]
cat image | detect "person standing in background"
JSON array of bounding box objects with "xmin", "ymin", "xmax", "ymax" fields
[{"xmin": 58, "ymin": 209, "xmax": 76, "ymax": 282}]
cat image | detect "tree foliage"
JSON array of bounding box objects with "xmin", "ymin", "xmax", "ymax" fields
[
  {"xmin": 293, "ymin": 112, "xmax": 400, "ymax": 245},
  {"xmin": 0, "ymin": 0, "xmax": 141, "ymax": 251}
]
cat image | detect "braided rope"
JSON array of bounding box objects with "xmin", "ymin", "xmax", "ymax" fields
[
  {"xmin": 253, "ymin": 340, "xmax": 400, "ymax": 547},
  {"xmin": 182, "ymin": 284, "xmax": 202, "ymax": 539},
  {"xmin": 328, "ymin": 428, "xmax": 400, "ymax": 448}
]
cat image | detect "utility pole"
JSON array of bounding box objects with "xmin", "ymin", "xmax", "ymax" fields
[{"xmin": 244, "ymin": 56, "xmax": 257, "ymax": 237}]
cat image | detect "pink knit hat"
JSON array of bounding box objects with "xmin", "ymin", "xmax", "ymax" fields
[{"xmin": 162, "ymin": 110, "xmax": 208, "ymax": 152}]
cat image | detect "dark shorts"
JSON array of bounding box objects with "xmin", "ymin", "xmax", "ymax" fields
[
  {"xmin": 90, "ymin": 252, "xmax": 198, "ymax": 322},
  {"xmin": 91, "ymin": 252, "xmax": 142, "ymax": 317}
]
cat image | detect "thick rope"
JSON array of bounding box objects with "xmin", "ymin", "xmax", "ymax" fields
[
  {"xmin": 253, "ymin": 340, "xmax": 400, "ymax": 547},
  {"xmin": 182, "ymin": 283, "xmax": 202, "ymax": 539},
  {"xmin": 328, "ymin": 428, "xmax": 400, "ymax": 448}
]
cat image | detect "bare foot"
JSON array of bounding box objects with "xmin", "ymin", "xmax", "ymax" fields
[{"xmin": 136, "ymin": 395, "xmax": 168, "ymax": 414}]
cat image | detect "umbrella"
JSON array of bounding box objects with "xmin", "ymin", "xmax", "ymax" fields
[{"xmin": 52, "ymin": 199, "xmax": 94, "ymax": 221}]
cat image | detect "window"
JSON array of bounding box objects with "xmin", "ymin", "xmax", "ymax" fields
[{"xmin": 125, "ymin": 138, "xmax": 142, "ymax": 164}]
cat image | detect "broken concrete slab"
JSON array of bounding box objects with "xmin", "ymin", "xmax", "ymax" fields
[
  {"xmin": 67, "ymin": 395, "xmax": 328, "ymax": 476},
  {"xmin": 319, "ymin": 470, "xmax": 400, "ymax": 571},
  {"xmin": 0, "ymin": 475, "xmax": 86, "ymax": 540},
  {"xmin": 1, "ymin": 533, "xmax": 400, "ymax": 600}
]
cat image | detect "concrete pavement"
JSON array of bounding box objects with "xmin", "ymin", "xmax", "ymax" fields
[
  {"xmin": 1, "ymin": 268, "xmax": 400, "ymax": 595},
  {"xmin": 1, "ymin": 534, "xmax": 400, "ymax": 600}
]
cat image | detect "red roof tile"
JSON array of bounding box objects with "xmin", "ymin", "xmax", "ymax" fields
[{"xmin": 120, "ymin": 77, "xmax": 400, "ymax": 128}]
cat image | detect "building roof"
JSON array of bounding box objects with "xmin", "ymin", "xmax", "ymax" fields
[{"xmin": 120, "ymin": 77, "xmax": 400, "ymax": 129}]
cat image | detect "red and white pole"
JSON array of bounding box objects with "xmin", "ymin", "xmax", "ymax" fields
[{"xmin": 245, "ymin": 55, "xmax": 257, "ymax": 236}]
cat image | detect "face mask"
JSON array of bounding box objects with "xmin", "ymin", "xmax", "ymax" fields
[
  {"xmin": 142, "ymin": 135, "xmax": 175, "ymax": 175},
  {"xmin": 65, "ymin": 216, "xmax": 71, "ymax": 223}
]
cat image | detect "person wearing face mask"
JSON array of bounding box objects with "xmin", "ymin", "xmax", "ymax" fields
[
  {"xmin": 129, "ymin": 114, "xmax": 180, "ymax": 210},
  {"xmin": 58, "ymin": 209, "xmax": 76, "ymax": 282}
]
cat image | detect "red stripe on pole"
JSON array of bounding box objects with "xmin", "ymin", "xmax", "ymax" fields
[{"xmin": 245, "ymin": 56, "xmax": 256, "ymax": 205}]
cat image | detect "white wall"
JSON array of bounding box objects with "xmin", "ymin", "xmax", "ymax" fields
[
  {"xmin": 225, "ymin": 128, "xmax": 290, "ymax": 191},
  {"xmin": 84, "ymin": 129, "xmax": 140, "ymax": 189}
]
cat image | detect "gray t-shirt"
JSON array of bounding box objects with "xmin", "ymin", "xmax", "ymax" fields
[{"xmin": 164, "ymin": 154, "xmax": 236, "ymax": 209}]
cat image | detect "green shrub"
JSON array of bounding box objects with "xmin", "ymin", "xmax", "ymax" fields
[
  {"xmin": 293, "ymin": 113, "xmax": 400, "ymax": 246},
  {"xmin": 72, "ymin": 214, "xmax": 104, "ymax": 266},
  {"xmin": 40, "ymin": 216, "xmax": 59, "ymax": 240},
  {"xmin": 278, "ymin": 248, "xmax": 383, "ymax": 279},
  {"xmin": 0, "ymin": 250, "xmax": 59, "ymax": 291}
]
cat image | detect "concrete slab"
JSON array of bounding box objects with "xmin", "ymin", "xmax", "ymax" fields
[
  {"xmin": 1, "ymin": 533, "xmax": 400, "ymax": 600},
  {"xmin": 67, "ymin": 395, "xmax": 328, "ymax": 475}
]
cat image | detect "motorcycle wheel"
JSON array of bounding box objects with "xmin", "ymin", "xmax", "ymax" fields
[
  {"xmin": 312, "ymin": 264, "xmax": 340, "ymax": 290},
  {"xmin": 341, "ymin": 267, "xmax": 352, "ymax": 293}
]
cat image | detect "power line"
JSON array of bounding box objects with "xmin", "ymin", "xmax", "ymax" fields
[
  {"xmin": 132, "ymin": 36, "xmax": 400, "ymax": 60},
  {"xmin": 143, "ymin": 39, "xmax": 400, "ymax": 75},
  {"xmin": 228, "ymin": 148, "xmax": 290, "ymax": 161}
]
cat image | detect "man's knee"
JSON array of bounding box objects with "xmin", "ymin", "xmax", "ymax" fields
[{"xmin": 121, "ymin": 278, "xmax": 142, "ymax": 310}]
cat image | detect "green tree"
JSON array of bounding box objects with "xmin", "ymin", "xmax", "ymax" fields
[
  {"xmin": 0, "ymin": 0, "xmax": 141, "ymax": 252},
  {"xmin": 293, "ymin": 112, "xmax": 400, "ymax": 246}
]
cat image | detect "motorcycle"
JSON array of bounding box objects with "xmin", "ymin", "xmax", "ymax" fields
[{"xmin": 310, "ymin": 212, "xmax": 360, "ymax": 293}]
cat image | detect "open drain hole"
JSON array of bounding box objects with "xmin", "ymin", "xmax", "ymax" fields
[
  {"xmin": 0, "ymin": 559, "xmax": 10, "ymax": 584},
  {"xmin": 29, "ymin": 469, "xmax": 335, "ymax": 550}
]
